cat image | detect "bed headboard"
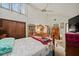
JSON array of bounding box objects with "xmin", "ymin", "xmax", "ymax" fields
[
  {"xmin": 35, "ymin": 24, "xmax": 49, "ymax": 37},
  {"xmin": 28, "ymin": 24, "xmax": 50, "ymax": 37}
]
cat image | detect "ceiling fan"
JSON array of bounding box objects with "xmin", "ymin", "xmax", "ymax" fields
[
  {"xmin": 40, "ymin": 4, "xmax": 53, "ymax": 12},
  {"xmin": 28, "ymin": 3, "xmax": 53, "ymax": 13}
]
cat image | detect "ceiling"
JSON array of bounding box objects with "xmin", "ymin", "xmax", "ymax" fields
[{"xmin": 30, "ymin": 3, "xmax": 79, "ymax": 18}]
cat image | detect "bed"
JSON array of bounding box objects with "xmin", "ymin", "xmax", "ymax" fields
[
  {"xmin": 55, "ymin": 40, "xmax": 65, "ymax": 56},
  {"xmin": 3, "ymin": 37, "xmax": 50, "ymax": 56}
]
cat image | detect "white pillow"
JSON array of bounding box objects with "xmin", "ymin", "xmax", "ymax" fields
[{"xmin": 33, "ymin": 36, "xmax": 42, "ymax": 39}]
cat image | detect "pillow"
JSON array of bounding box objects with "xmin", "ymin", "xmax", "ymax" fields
[
  {"xmin": 46, "ymin": 37, "xmax": 52, "ymax": 40},
  {"xmin": 43, "ymin": 38, "xmax": 49, "ymax": 42},
  {"xmin": 32, "ymin": 36, "xmax": 43, "ymax": 42},
  {"xmin": 33, "ymin": 36, "xmax": 42, "ymax": 39},
  {"xmin": 0, "ymin": 38, "xmax": 15, "ymax": 55},
  {"xmin": 42, "ymin": 33, "xmax": 48, "ymax": 38}
]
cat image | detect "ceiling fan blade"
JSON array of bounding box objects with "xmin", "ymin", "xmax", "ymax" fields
[
  {"xmin": 43, "ymin": 3, "xmax": 48, "ymax": 10},
  {"xmin": 27, "ymin": 3, "xmax": 42, "ymax": 11},
  {"xmin": 41, "ymin": 3, "xmax": 48, "ymax": 11},
  {"xmin": 42, "ymin": 10, "xmax": 53, "ymax": 12}
]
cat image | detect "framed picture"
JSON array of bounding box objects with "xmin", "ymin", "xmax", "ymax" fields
[{"xmin": 60, "ymin": 22, "xmax": 64, "ymax": 28}]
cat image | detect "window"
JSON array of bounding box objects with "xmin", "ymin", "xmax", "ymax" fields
[
  {"xmin": 12, "ymin": 3, "xmax": 20, "ymax": 13},
  {"xmin": 2, "ymin": 3, "xmax": 10, "ymax": 9},
  {"xmin": 20, "ymin": 4, "xmax": 26, "ymax": 15},
  {"xmin": 1, "ymin": 3, "xmax": 26, "ymax": 15}
]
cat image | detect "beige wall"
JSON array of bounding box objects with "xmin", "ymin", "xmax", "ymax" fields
[
  {"xmin": 27, "ymin": 4, "xmax": 48, "ymax": 25},
  {"xmin": 0, "ymin": 8, "xmax": 26, "ymax": 22}
]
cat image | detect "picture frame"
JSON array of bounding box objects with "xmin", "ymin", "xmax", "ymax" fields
[{"xmin": 60, "ymin": 22, "xmax": 64, "ymax": 28}]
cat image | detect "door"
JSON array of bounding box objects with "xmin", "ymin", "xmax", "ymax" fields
[
  {"xmin": 0, "ymin": 19, "xmax": 3, "ymax": 28},
  {"xmin": 16, "ymin": 22, "xmax": 25, "ymax": 38},
  {"xmin": 51, "ymin": 24, "xmax": 60, "ymax": 40},
  {"xmin": 3, "ymin": 20, "xmax": 16, "ymax": 38}
]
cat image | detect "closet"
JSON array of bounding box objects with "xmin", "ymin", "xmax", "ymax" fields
[
  {"xmin": 0, "ymin": 20, "xmax": 3, "ymax": 28},
  {"xmin": 16, "ymin": 22, "xmax": 25, "ymax": 38},
  {"xmin": 0, "ymin": 18, "xmax": 26, "ymax": 39}
]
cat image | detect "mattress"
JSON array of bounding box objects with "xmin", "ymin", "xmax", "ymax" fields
[{"xmin": 4, "ymin": 37, "xmax": 50, "ymax": 56}]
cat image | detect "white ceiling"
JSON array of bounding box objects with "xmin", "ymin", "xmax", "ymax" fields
[{"xmin": 30, "ymin": 3, "xmax": 79, "ymax": 18}]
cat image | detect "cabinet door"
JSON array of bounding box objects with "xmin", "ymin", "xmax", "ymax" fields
[
  {"xmin": 3, "ymin": 20, "xmax": 16, "ymax": 38},
  {"xmin": 66, "ymin": 46, "xmax": 79, "ymax": 56},
  {"xmin": 0, "ymin": 20, "xmax": 3, "ymax": 28},
  {"xmin": 3, "ymin": 20, "xmax": 10, "ymax": 33},
  {"xmin": 8, "ymin": 21, "xmax": 16, "ymax": 38},
  {"xmin": 16, "ymin": 22, "xmax": 25, "ymax": 38}
]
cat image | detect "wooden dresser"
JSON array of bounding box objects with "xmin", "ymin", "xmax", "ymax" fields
[{"xmin": 66, "ymin": 33, "xmax": 79, "ymax": 56}]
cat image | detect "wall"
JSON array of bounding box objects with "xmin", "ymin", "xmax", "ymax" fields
[
  {"xmin": 0, "ymin": 7, "xmax": 26, "ymax": 22},
  {"xmin": 27, "ymin": 4, "xmax": 48, "ymax": 25},
  {"xmin": 26, "ymin": 4, "xmax": 49, "ymax": 37}
]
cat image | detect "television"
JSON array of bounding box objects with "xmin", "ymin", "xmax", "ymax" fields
[{"xmin": 69, "ymin": 15, "xmax": 79, "ymax": 32}]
